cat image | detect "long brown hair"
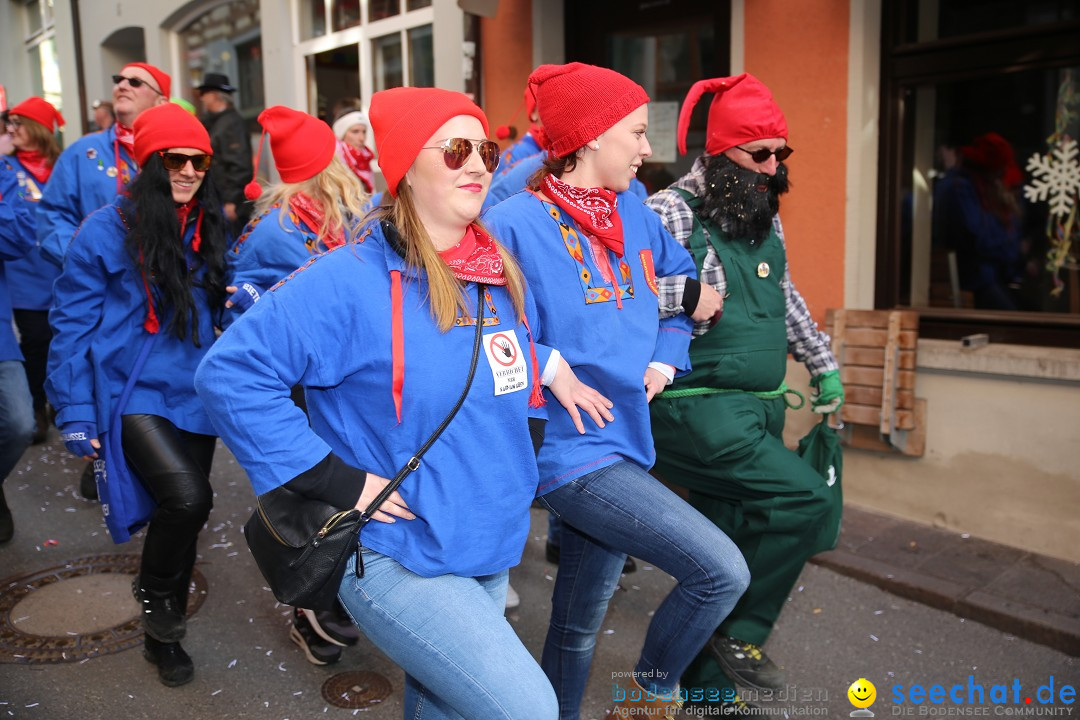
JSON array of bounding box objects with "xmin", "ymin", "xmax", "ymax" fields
[
  {"xmin": 371, "ymin": 183, "xmax": 527, "ymax": 332},
  {"xmin": 17, "ymin": 116, "xmax": 61, "ymax": 166}
]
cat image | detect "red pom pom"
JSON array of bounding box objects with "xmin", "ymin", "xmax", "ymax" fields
[
  {"xmin": 244, "ymin": 180, "xmax": 263, "ymax": 201},
  {"xmin": 495, "ymin": 124, "xmax": 512, "ymax": 140}
]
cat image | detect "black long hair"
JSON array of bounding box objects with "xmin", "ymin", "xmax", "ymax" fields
[{"xmin": 121, "ymin": 154, "xmax": 228, "ymax": 347}]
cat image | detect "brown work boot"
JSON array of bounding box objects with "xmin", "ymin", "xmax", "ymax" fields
[{"xmin": 608, "ymin": 676, "xmax": 684, "ymax": 719}]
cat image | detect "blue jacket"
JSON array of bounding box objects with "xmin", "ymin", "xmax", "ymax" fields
[
  {"xmin": 1, "ymin": 156, "xmax": 61, "ymax": 311},
  {"xmin": 484, "ymin": 152, "xmax": 648, "ymax": 212},
  {"xmin": 37, "ymin": 127, "xmax": 138, "ymax": 267},
  {"xmin": 197, "ymin": 221, "xmax": 554, "ymax": 578},
  {"xmin": 484, "ymin": 190, "xmax": 695, "ymax": 494},
  {"xmin": 0, "ymin": 159, "xmax": 38, "ymax": 361},
  {"xmin": 46, "ymin": 197, "xmax": 219, "ymax": 436},
  {"xmin": 493, "ymin": 132, "xmax": 543, "ymax": 180}
]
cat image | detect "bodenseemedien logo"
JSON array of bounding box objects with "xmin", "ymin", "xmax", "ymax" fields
[{"xmin": 850, "ymin": 678, "xmax": 878, "ymax": 717}]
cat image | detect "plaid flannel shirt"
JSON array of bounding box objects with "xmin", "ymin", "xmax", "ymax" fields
[{"xmin": 647, "ymin": 157, "xmax": 838, "ymax": 377}]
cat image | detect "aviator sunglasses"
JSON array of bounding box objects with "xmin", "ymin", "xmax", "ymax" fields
[
  {"xmin": 112, "ymin": 74, "xmax": 164, "ymax": 95},
  {"xmin": 158, "ymin": 152, "xmax": 213, "ymax": 172},
  {"xmin": 421, "ymin": 137, "xmax": 501, "ymax": 173},
  {"xmin": 735, "ymin": 145, "xmax": 794, "ymax": 163}
]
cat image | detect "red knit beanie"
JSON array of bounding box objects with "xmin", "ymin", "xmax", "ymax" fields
[
  {"xmin": 244, "ymin": 106, "xmax": 336, "ymax": 199},
  {"xmin": 369, "ymin": 87, "xmax": 489, "ymax": 198},
  {"xmin": 9, "ymin": 97, "xmax": 65, "ymax": 132},
  {"xmin": 133, "ymin": 102, "xmax": 212, "ymax": 166},
  {"xmin": 528, "ymin": 63, "xmax": 649, "ymax": 158},
  {"xmin": 122, "ymin": 62, "xmax": 172, "ymax": 99},
  {"xmin": 676, "ymin": 73, "xmax": 787, "ymax": 156}
]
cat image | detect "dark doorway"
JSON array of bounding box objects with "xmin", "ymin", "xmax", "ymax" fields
[
  {"xmin": 564, "ymin": 0, "xmax": 730, "ymax": 193},
  {"xmin": 310, "ymin": 44, "xmax": 361, "ymax": 124}
]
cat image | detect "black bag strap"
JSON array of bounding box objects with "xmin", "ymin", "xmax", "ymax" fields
[{"xmin": 358, "ymin": 282, "xmax": 487, "ymax": 526}]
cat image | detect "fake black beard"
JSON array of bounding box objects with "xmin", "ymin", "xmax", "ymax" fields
[{"xmin": 700, "ymin": 153, "xmax": 790, "ymax": 243}]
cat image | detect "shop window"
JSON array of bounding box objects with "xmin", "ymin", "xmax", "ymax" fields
[
  {"xmin": 879, "ymin": 1, "xmax": 1080, "ymax": 347},
  {"xmin": 407, "ymin": 24, "xmax": 434, "ymax": 87},
  {"xmin": 369, "ymin": 0, "xmax": 400, "ymax": 23},
  {"xmin": 301, "ymin": 0, "xmax": 327, "ymax": 40},
  {"xmin": 372, "ymin": 33, "xmax": 403, "ymax": 91},
  {"xmin": 407, "ymin": 0, "xmax": 432, "ymax": 9}
]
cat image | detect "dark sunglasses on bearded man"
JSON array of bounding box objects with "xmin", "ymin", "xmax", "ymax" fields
[{"xmin": 735, "ymin": 145, "xmax": 794, "ymax": 163}]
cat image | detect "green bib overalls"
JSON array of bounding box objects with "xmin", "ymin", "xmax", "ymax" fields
[{"xmin": 649, "ymin": 190, "xmax": 835, "ymax": 694}]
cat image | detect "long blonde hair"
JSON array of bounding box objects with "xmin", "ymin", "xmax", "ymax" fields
[
  {"xmin": 255, "ymin": 155, "xmax": 368, "ymax": 244},
  {"xmin": 371, "ymin": 184, "xmax": 527, "ymax": 333}
]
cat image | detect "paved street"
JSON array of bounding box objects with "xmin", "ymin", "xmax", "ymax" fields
[{"xmin": 0, "ymin": 437, "xmax": 1075, "ymax": 719}]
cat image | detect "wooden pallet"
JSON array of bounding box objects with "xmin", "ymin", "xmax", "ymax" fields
[{"xmin": 824, "ymin": 309, "xmax": 927, "ymax": 457}]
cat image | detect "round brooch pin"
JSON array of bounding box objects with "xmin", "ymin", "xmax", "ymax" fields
[{"xmin": 757, "ymin": 262, "xmax": 770, "ymax": 278}]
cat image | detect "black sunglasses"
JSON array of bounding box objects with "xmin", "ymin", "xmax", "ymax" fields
[
  {"xmin": 421, "ymin": 138, "xmax": 501, "ymax": 173},
  {"xmin": 112, "ymin": 74, "xmax": 164, "ymax": 95},
  {"xmin": 158, "ymin": 152, "xmax": 212, "ymax": 172},
  {"xmin": 735, "ymin": 145, "xmax": 793, "ymax": 163}
]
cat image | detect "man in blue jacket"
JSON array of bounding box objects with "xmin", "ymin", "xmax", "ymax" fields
[{"xmin": 37, "ymin": 62, "xmax": 171, "ymax": 266}]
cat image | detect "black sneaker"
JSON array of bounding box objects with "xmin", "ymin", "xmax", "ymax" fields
[
  {"xmin": 291, "ymin": 610, "xmax": 342, "ymax": 665},
  {"xmin": 301, "ymin": 604, "xmax": 362, "ymax": 647},
  {"xmin": 708, "ymin": 634, "xmax": 786, "ymax": 691}
]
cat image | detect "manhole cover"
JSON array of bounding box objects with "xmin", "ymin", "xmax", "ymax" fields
[
  {"xmin": 0, "ymin": 553, "xmax": 207, "ymax": 664},
  {"xmin": 322, "ymin": 670, "xmax": 393, "ymax": 709}
]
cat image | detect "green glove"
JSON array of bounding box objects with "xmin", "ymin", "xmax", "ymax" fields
[{"xmin": 810, "ymin": 370, "xmax": 844, "ymax": 414}]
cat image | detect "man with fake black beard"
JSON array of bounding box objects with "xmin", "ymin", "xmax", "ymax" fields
[{"xmin": 645, "ymin": 74, "xmax": 844, "ymax": 716}]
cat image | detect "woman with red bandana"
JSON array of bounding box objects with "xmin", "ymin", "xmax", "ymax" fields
[
  {"xmin": 483, "ymin": 62, "xmax": 749, "ymax": 720},
  {"xmin": 197, "ymin": 86, "xmax": 609, "ymax": 719},
  {"xmin": 1, "ymin": 98, "xmax": 63, "ymax": 445},
  {"xmin": 46, "ymin": 103, "xmax": 228, "ymax": 688},
  {"xmin": 332, "ymin": 109, "xmax": 376, "ymax": 193},
  {"xmin": 223, "ymin": 106, "xmax": 369, "ymax": 327}
]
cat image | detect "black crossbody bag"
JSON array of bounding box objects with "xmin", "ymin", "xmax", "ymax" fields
[{"xmin": 243, "ymin": 284, "xmax": 486, "ymax": 611}]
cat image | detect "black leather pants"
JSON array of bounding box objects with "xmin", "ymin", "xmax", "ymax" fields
[{"xmin": 122, "ymin": 414, "xmax": 215, "ymax": 600}]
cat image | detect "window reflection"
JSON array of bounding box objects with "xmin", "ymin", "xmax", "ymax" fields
[
  {"xmin": 372, "ymin": 33, "xmax": 403, "ymax": 91},
  {"xmin": 408, "ymin": 24, "xmax": 434, "ymax": 87},
  {"xmin": 407, "ymin": 0, "xmax": 432, "ymax": 9},
  {"xmin": 333, "ymin": 0, "xmax": 361, "ymax": 31},
  {"xmin": 369, "ymin": 0, "xmax": 400, "ymax": 22}
]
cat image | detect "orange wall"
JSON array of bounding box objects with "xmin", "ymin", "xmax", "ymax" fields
[
  {"xmin": 745, "ymin": 0, "xmax": 849, "ymax": 323},
  {"xmin": 480, "ymin": 1, "xmax": 535, "ymax": 150}
]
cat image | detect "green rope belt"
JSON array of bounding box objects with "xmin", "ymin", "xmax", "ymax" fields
[{"xmin": 659, "ymin": 381, "xmax": 807, "ymax": 410}]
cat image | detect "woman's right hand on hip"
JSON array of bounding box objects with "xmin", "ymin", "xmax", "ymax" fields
[{"xmin": 354, "ymin": 472, "xmax": 416, "ymax": 523}]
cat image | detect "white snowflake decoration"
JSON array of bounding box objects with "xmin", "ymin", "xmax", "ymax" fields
[{"xmin": 1024, "ymin": 138, "xmax": 1080, "ymax": 217}]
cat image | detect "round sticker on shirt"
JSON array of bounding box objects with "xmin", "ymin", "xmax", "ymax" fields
[
  {"xmin": 483, "ymin": 331, "xmax": 527, "ymax": 395},
  {"xmin": 106, "ymin": 166, "xmax": 119, "ymax": 178}
]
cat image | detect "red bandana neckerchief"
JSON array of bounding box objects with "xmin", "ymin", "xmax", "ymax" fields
[
  {"xmin": 541, "ymin": 173, "xmax": 624, "ymax": 257},
  {"xmin": 15, "ymin": 150, "xmax": 52, "ymax": 184},
  {"xmin": 339, "ymin": 140, "xmax": 375, "ymax": 193},
  {"xmin": 289, "ymin": 193, "xmax": 345, "ymax": 250},
  {"xmin": 176, "ymin": 199, "xmax": 204, "ymax": 253},
  {"xmin": 438, "ymin": 224, "xmax": 507, "ymax": 286},
  {"xmin": 114, "ymin": 122, "xmax": 135, "ymax": 156}
]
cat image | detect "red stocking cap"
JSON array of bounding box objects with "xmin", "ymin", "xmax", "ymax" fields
[
  {"xmin": 245, "ymin": 127, "xmax": 268, "ymax": 200},
  {"xmin": 676, "ymin": 73, "xmax": 788, "ymax": 156},
  {"xmin": 133, "ymin": 102, "xmax": 212, "ymax": 165},
  {"xmin": 122, "ymin": 62, "xmax": 172, "ymax": 99},
  {"xmin": 9, "ymin": 97, "xmax": 65, "ymax": 132}
]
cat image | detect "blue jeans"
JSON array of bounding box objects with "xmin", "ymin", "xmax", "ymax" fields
[
  {"xmin": 537, "ymin": 460, "xmax": 750, "ymax": 720},
  {"xmin": 338, "ymin": 549, "xmax": 558, "ymax": 720},
  {"xmin": 0, "ymin": 360, "xmax": 34, "ymax": 485}
]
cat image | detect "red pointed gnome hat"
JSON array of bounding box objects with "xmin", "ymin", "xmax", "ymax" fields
[
  {"xmin": 245, "ymin": 106, "xmax": 337, "ymax": 199},
  {"xmin": 369, "ymin": 86, "xmax": 489, "ymax": 198},
  {"xmin": 133, "ymin": 102, "xmax": 212, "ymax": 166},
  {"xmin": 676, "ymin": 73, "xmax": 787, "ymax": 156},
  {"xmin": 9, "ymin": 97, "xmax": 65, "ymax": 132}
]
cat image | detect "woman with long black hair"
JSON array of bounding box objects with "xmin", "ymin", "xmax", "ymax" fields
[{"xmin": 46, "ymin": 102, "xmax": 228, "ymax": 687}]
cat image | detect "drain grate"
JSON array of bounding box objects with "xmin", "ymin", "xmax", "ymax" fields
[
  {"xmin": 322, "ymin": 670, "xmax": 393, "ymax": 709},
  {"xmin": 0, "ymin": 553, "xmax": 207, "ymax": 664}
]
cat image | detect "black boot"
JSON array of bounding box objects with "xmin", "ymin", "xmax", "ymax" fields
[
  {"xmin": 0, "ymin": 487, "xmax": 12, "ymax": 544},
  {"xmin": 133, "ymin": 574, "xmax": 187, "ymax": 643},
  {"xmin": 143, "ymin": 635, "xmax": 194, "ymax": 687}
]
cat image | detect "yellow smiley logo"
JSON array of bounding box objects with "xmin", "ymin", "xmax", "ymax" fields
[{"xmin": 848, "ymin": 678, "xmax": 877, "ymax": 708}]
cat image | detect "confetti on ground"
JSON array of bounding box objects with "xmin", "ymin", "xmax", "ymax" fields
[
  {"xmin": 798, "ymin": 585, "xmax": 804, "ymax": 592},
  {"xmin": 874, "ymin": 610, "xmax": 883, "ymax": 615},
  {"xmin": 812, "ymin": 608, "xmax": 822, "ymax": 614},
  {"xmin": 870, "ymin": 634, "xmax": 879, "ymax": 641},
  {"xmin": 212, "ymin": 690, "xmax": 222, "ymax": 696},
  {"xmin": 228, "ymin": 659, "xmax": 237, "ymax": 668},
  {"xmin": 603, "ymin": 629, "xmax": 615, "ymax": 634}
]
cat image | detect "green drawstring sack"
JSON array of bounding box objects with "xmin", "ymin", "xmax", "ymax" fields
[{"xmin": 797, "ymin": 416, "xmax": 844, "ymax": 553}]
